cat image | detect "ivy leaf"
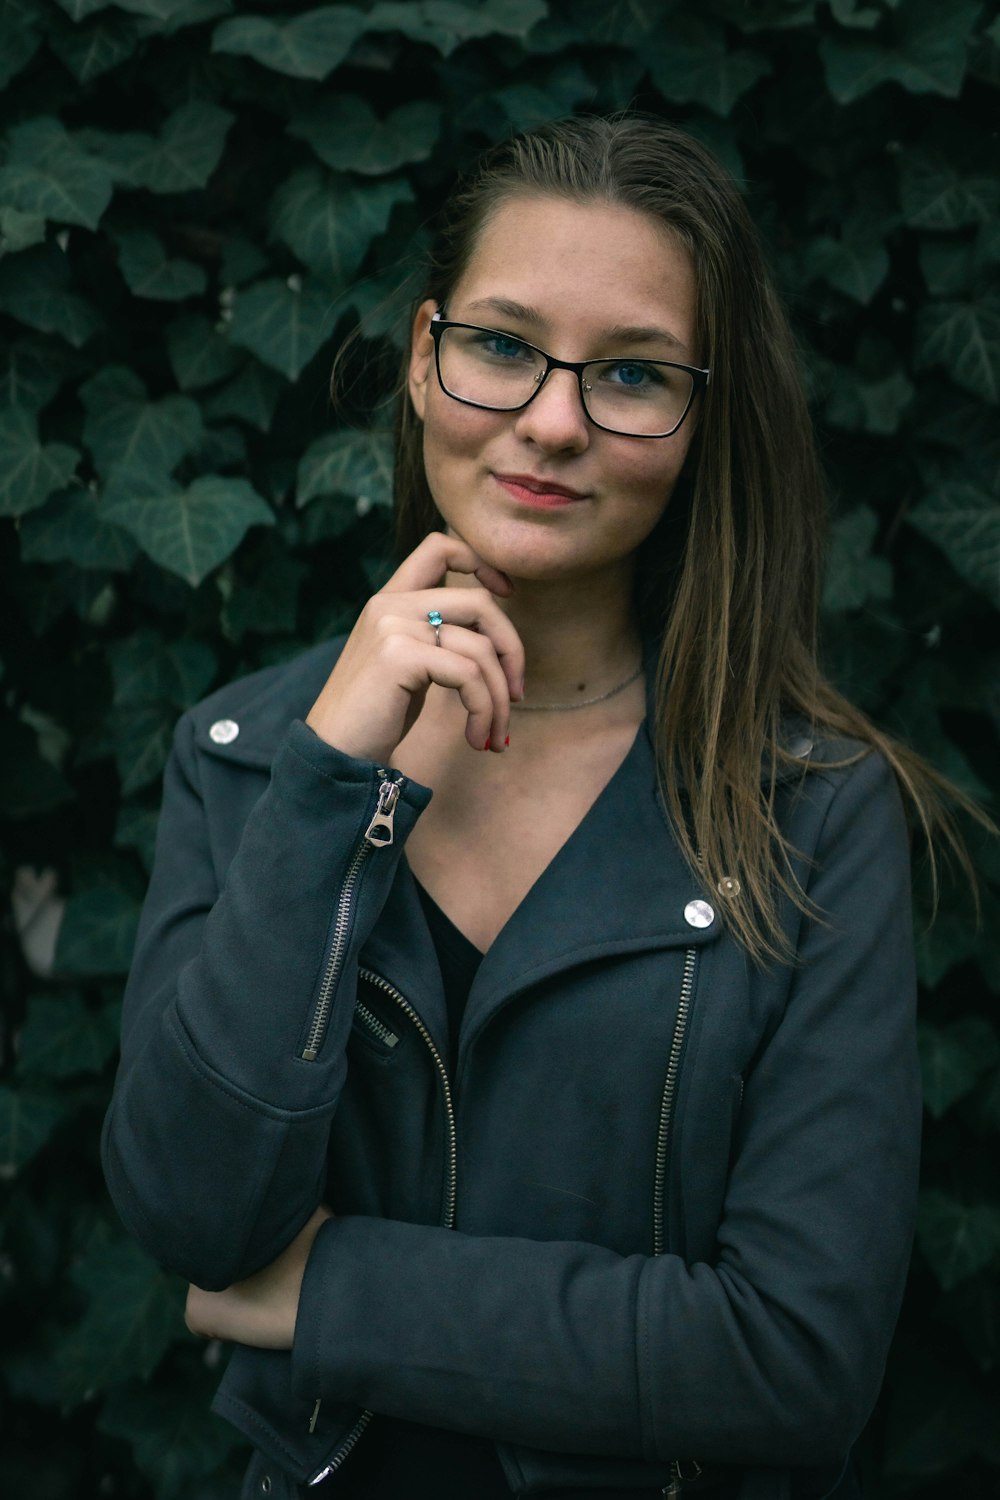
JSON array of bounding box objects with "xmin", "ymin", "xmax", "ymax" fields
[
  {"xmin": 103, "ymin": 475, "xmax": 274, "ymax": 587},
  {"xmin": 803, "ymin": 232, "xmax": 889, "ymax": 305},
  {"xmin": 204, "ymin": 359, "xmax": 285, "ymax": 431},
  {"xmin": 296, "ymin": 428, "xmax": 394, "ymax": 509},
  {"xmin": 366, "ymin": 0, "xmax": 547, "ymax": 54},
  {"xmin": 0, "ymin": 206, "xmax": 46, "ymax": 254},
  {"xmin": 220, "ymin": 545, "xmax": 306, "ymax": 641},
  {"xmin": 115, "ymin": 803, "xmax": 160, "ymax": 873},
  {"xmin": 228, "ymin": 276, "xmax": 337, "ymax": 381},
  {"xmin": 108, "ymin": 630, "xmax": 216, "ymax": 709},
  {"xmin": 0, "ymin": 243, "xmax": 101, "ymax": 349},
  {"xmin": 81, "ymin": 102, "xmax": 234, "ymax": 194},
  {"xmin": 289, "ymin": 96, "xmax": 442, "ymax": 175},
  {"xmin": 18, "ymin": 486, "xmax": 140, "ymax": 571},
  {"xmin": 900, "ymin": 149, "xmax": 999, "ymax": 231},
  {"xmin": 99, "ymin": 1381, "xmax": 238, "ymax": 1496},
  {"xmin": 915, "ymin": 296, "xmax": 1000, "ymax": 404},
  {"xmin": 17, "ymin": 994, "xmax": 120, "ymax": 1080},
  {"xmin": 80, "ymin": 366, "xmax": 203, "ymax": 484},
  {"xmin": 561, "ymin": 0, "xmax": 660, "ymax": 47},
  {"xmin": 647, "ymin": 18, "xmax": 772, "ymax": 116},
  {"xmin": 0, "ymin": 717, "xmax": 74, "ymax": 819},
  {"xmin": 211, "ymin": 6, "xmax": 367, "ymax": 79},
  {"xmin": 114, "ymin": 229, "xmax": 207, "ymax": 302},
  {"xmin": 0, "ymin": 339, "xmax": 79, "ymax": 414},
  {"xmin": 908, "ymin": 480, "xmax": 1000, "ymax": 608},
  {"xmin": 0, "ymin": 15, "xmax": 41, "ymax": 89},
  {"xmin": 916, "ymin": 1189, "xmax": 1000, "ymax": 1291},
  {"xmin": 825, "ymin": 366, "xmax": 914, "ymax": 435},
  {"xmin": 271, "ymin": 169, "xmax": 414, "ymax": 281},
  {"xmin": 0, "ymin": 408, "xmax": 79, "ymax": 518},
  {"xmin": 165, "ymin": 315, "xmax": 242, "ymax": 392},
  {"xmin": 48, "ymin": 12, "xmax": 140, "ymax": 81},
  {"xmin": 820, "ymin": 0, "xmax": 982, "ymax": 104},
  {"xmin": 918, "ymin": 1019, "xmax": 1000, "ymax": 1118},
  {"xmin": 55, "ymin": 885, "xmax": 143, "ymax": 976},
  {"xmin": 55, "ymin": 1240, "xmax": 186, "ymax": 1402},
  {"xmin": 0, "ymin": 1087, "xmax": 67, "ymax": 1179},
  {"xmin": 821, "ymin": 506, "xmax": 893, "ymax": 611},
  {"xmin": 0, "ymin": 118, "xmax": 114, "ymax": 231}
]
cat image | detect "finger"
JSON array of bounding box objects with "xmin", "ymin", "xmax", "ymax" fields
[
  {"xmin": 410, "ymin": 642, "xmax": 498, "ymax": 751},
  {"xmin": 435, "ymin": 623, "xmax": 511, "ymax": 751},
  {"xmin": 383, "ymin": 530, "xmax": 514, "ymax": 599},
  {"xmin": 411, "ymin": 588, "xmax": 524, "ymax": 703}
]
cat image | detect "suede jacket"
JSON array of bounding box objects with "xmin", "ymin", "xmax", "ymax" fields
[{"xmin": 102, "ymin": 637, "xmax": 922, "ymax": 1500}]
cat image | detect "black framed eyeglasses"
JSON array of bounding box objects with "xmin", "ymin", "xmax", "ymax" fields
[{"xmin": 428, "ymin": 311, "xmax": 709, "ymax": 439}]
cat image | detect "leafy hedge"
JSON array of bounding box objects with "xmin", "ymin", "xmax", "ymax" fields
[{"xmin": 2, "ymin": 0, "xmax": 999, "ymax": 1495}]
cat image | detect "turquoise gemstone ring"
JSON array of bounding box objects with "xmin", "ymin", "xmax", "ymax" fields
[{"xmin": 427, "ymin": 609, "xmax": 443, "ymax": 646}]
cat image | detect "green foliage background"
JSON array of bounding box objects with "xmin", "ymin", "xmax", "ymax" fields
[{"xmin": 2, "ymin": 0, "xmax": 999, "ymax": 1494}]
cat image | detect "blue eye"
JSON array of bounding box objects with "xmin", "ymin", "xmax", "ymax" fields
[
  {"xmin": 479, "ymin": 333, "xmax": 530, "ymax": 360},
  {"xmin": 608, "ymin": 361, "xmax": 663, "ymax": 389}
]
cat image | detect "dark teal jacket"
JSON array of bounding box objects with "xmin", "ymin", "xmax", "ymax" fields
[{"xmin": 102, "ymin": 637, "xmax": 921, "ymax": 1499}]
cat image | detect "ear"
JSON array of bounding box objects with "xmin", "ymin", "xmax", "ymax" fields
[{"xmin": 407, "ymin": 299, "xmax": 438, "ymax": 422}]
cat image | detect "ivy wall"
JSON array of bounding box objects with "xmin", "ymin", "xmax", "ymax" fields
[{"xmin": 1, "ymin": 0, "xmax": 999, "ymax": 1496}]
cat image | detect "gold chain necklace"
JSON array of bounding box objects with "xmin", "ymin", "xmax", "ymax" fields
[{"xmin": 510, "ymin": 661, "xmax": 644, "ymax": 712}]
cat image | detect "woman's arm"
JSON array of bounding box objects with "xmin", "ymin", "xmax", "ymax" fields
[
  {"xmin": 282, "ymin": 749, "xmax": 921, "ymax": 1467},
  {"xmin": 101, "ymin": 711, "xmax": 431, "ymax": 1291}
]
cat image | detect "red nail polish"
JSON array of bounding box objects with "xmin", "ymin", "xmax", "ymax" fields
[
  {"xmin": 504, "ymin": 735, "xmax": 510, "ymax": 747},
  {"xmin": 483, "ymin": 737, "xmax": 491, "ymax": 751}
]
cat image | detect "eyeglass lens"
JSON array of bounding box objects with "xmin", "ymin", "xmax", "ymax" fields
[{"xmin": 438, "ymin": 326, "xmax": 694, "ymax": 436}]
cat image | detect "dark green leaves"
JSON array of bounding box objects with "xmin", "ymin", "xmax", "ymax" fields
[
  {"xmin": 80, "ymin": 366, "xmax": 202, "ymax": 484},
  {"xmin": 271, "ymin": 169, "xmax": 414, "ymax": 281},
  {"xmin": 918, "ymin": 1019, "xmax": 1000, "ymax": 1118},
  {"xmin": 297, "ymin": 428, "xmax": 394, "ymax": 509},
  {"xmin": 915, "ymin": 296, "xmax": 1000, "ymax": 404},
  {"xmin": 647, "ymin": 18, "xmax": 771, "ymax": 116},
  {"xmin": 917, "ymin": 1191, "xmax": 1000, "ymax": 1291},
  {"xmin": 228, "ymin": 275, "xmax": 337, "ymax": 380},
  {"xmin": 212, "ymin": 6, "xmax": 367, "ymax": 79},
  {"xmin": 289, "ymin": 96, "xmax": 443, "ymax": 175},
  {"xmin": 82, "ymin": 102, "xmax": 234, "ymax": 194},
  {"xmin": 820, "ymin": 0, "xmax": 982, "ymax": 104},
  {"xmin": 104, "ymin": 476, "xmax": 274, "ymax": 586},
  {"xmin": 909, "ymin": 480, "xmax": 1000, "ymax": 607},
  {"xmin": 0, "ymin": 408, "xmax": 78, "ymax": 517},
  {"xmin": 0, "ymin": 118, "xmax": 114, "ymax": 230}
]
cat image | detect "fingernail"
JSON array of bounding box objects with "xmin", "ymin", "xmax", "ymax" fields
[
  {"xmin": 504, "ymin": 734, "xmax": 510, "ymax": 747},
  {"xmin": 483, "ymin": 737, "xmax": 491, "ymax": 752}
]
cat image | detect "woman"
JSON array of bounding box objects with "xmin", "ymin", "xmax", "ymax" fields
[{"xmin": 103, "ymin": 115, "xmax": 947, "ymax": 1500}]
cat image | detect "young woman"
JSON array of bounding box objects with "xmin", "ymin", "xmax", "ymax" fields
[{"xmin": 103, "ymin": 115, "xmax": 949, "ymax": 1500}]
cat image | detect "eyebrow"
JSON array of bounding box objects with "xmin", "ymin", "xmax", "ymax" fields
[{"xmin": 462, "ymin": 296, "xmax": 692, "ymax": 358}]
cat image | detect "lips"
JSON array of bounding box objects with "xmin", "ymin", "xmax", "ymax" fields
[{"xmin": 493, "ymin": 472, "xmax": 588, "ymax": 500}]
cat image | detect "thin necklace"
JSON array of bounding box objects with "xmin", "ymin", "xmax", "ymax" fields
[{"xmin": 511, "ymin": 661, "xmax": 644, "ymax": 712}]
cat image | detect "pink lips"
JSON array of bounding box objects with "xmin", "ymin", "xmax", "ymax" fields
[{"xmin": 493, "ymin": 473, "xmax": 588, "ymax": 508}]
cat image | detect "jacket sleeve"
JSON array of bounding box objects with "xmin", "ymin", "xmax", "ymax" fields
[
  {"xmin": 290, "ymin": 749, "xmax": 922, "ymax": 1467},
  {"xmin": 101, "ymin": 715, "xmax": 431, "ymax": 1291}
]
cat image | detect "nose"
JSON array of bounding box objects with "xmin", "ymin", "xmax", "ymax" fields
[{"xmin": 512, "ymin": 367, "xmax": 590, "ymax": 453}]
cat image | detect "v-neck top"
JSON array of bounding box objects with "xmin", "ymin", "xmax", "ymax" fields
[{"xmin": 414, "ymin": 875, "xmax": 484, "ymax": 1071}]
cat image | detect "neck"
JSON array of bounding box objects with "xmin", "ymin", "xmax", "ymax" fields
[{"xmin": 446, "ymin": 560, "xmax": 644, "ymax": 703}]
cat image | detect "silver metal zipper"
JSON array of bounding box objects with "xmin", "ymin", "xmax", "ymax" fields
[
  {"xmin": 307, "ymin": 967, "xmax": 457, "ymax": 1477},
  {"xmin": 354, "ymin": 1000, "xmax": 400, "ymax": 1049},
  {"xmin": 300, "ymin": 771, "xmax": 403, "ymax": 1062},
  {"xmin": 653, "ymin": 946, "xmax": 697, "ymax": 1257},
  {"xmin": 360, "ymin": 968, "xmax": 458, "ymax": 1229},
  {"xmin": 654, "ymin": 949, "xmax": 700, "ymax": 1494},
  {"xmin": 307, "ymin": 1407, "xmax": 374, "ymax": 1485}
]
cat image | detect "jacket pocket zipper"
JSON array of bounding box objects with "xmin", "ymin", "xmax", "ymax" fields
[
  {"xmin": 306, "ymin": 969, "xmax": 457, "ymax": 1484},
  {"xmin": 353, "ymin": 999, "xmax": 400, "ymax": 1050},
  {"xmin": 300, "ymin": 771, "xmax": 403, "ymax": 1062}
]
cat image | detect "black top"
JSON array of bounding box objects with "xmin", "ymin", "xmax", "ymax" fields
[{"xmin": 322, "ymin": 879, "xmax": 510, "ymax": 1498}]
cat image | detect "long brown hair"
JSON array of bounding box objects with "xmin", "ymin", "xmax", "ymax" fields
[{"xmin": 392, "ymin": 113, "xmax": 986, "ymax": 962}]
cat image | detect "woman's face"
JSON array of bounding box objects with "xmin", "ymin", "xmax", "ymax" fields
[{"xmin": 407, "ymin": 194, "xmax": 700, "ymax": 590}]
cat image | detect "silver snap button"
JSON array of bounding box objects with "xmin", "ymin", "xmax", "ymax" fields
[
  {"xmin": 717, "ymin": 876, "xmax": 741, "ymax": 898},
  {"xmin": 788, "ymin": 735, "xmax": 812, "ymax": 759},
  {"xmin": 260, "ymin": 1477, "xmax": 272, "ymax": 1496},
  {"xmin": 684, "ymin": 899, "xmax": 715, "ymax": 928},
  {"xmin": 209, "ymin": 718, "xmax": 239, "ymax": 744}
]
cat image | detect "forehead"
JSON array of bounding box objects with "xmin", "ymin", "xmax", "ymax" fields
[{"xmin": 449, "ymin": 194, "xmax": 697, "ymax": 346}]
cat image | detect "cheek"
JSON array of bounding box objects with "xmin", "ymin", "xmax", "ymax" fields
[{"xmin": 421, "ymin": 392, "xmax": 501, "ymax": 489}]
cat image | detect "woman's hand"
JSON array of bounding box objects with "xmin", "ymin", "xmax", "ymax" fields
[
  {"xmin": 305, "ymin": 531, "xmax": 524, "ymax": 765},
  {"xmin": 185, "ymin": 1205, "xmax": 333, "ymax": 1350}
]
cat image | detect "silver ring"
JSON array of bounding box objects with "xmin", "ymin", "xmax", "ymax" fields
[{"xmin": 427, "ymin": 609, "xmax": 443, "ymax": 647}]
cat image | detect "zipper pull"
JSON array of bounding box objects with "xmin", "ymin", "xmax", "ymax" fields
[
  {"xmin": 364, "ymin": 773, "xmax": 402, "ymax": 846},
  {"xmin": 663, "ymin": 1459, "xmax": 702, "ymax": 1497},
  {"xmin": 309, "ymin": 1397, "xmax": 322, "ymax": 1433}
]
